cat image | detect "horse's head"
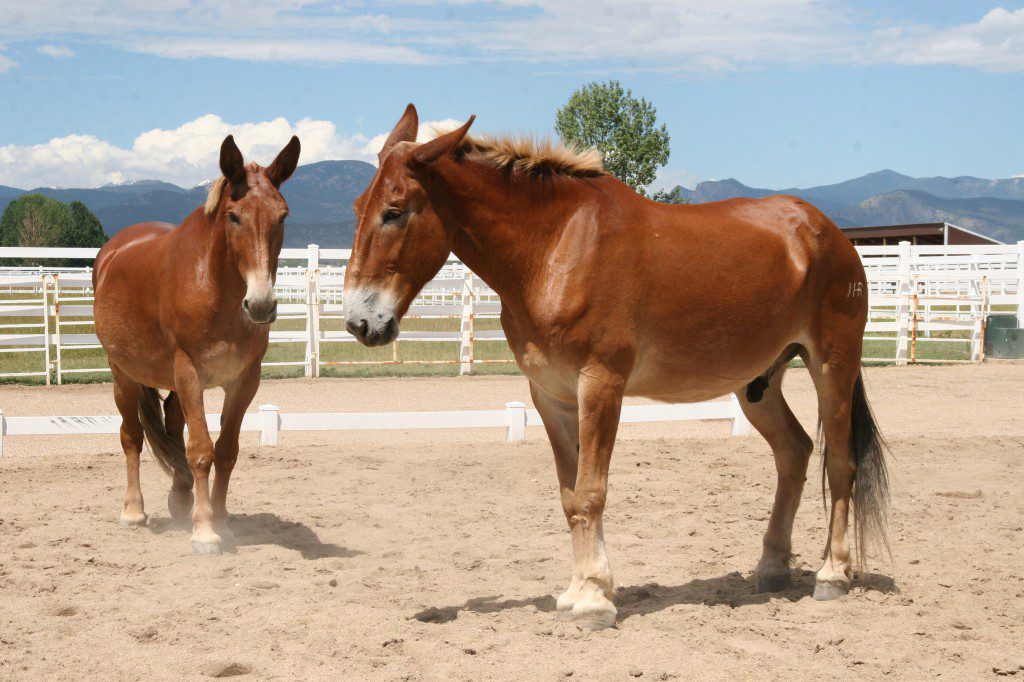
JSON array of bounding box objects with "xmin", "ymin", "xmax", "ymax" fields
[
  {"xmin": 209, "ymin": 135, "xmax": 301, "ymax": 325},
  {"xmin": 344, "ymin": 104, "xmax": 474, "ymax": 346}
]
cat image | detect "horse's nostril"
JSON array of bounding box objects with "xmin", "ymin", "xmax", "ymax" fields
[
  {"xmin": 358, "ymin": 319, "xmax": 369, "ymax": 337},
  {"xmin": 243, "ymin": 299, "xmax": 250, "ymax": 311}
]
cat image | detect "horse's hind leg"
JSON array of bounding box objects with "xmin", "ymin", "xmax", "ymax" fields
[
  {"xmin": 163, "ymin": 391, "xmax": 194, "ymax": 522},
  {"xmin": 111, "ymin": 365, "xmax": 147, "ymax": 526},
  {"xmin": 736, "ymin": 366, "xmax": 813, "ymax": 592},
  {"xmin": 805, "ymin": 349, "xmax": 861, "ymax": 600}
]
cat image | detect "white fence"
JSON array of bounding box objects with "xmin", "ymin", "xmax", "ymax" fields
[
  {"xmin": 0, "ymin": 398, "xmax": 752, "ymax": 456},
  {"xmin": 2, "ymin": 241, "xmax": 1023, "ymax": 383}
]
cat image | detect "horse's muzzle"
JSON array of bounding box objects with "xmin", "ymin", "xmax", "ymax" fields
[
  {"xmin": 243, "ymin": 298, "xmax": 278, "ymax": 325},
  {"xmin": 346, "ymin": 315, "xmax": 399, "ymax": 347}
]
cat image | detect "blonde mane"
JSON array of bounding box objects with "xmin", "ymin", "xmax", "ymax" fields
[
  {"xmin": 204, "ymin": 176, "xmax": 227, "ymax": 216},
  {"xmin": 453, "ymin": 132, "xmax": 605, "ymax": 177}
]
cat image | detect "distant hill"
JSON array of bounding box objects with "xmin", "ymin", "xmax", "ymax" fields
[
  {"xmin": 835, "ymin": 191, "xmax": 1024, "ymax": 244},
  {"xmin": 5, "ymin": 164, "xmax": 1023, "ymax": 246},
  {"xmin": 0, "ymin": 159, "xmax": 377, "ymax": 248},
  {"xmin": 671, "ymin": 169, "xmax": 1024, "ymax": 243}
]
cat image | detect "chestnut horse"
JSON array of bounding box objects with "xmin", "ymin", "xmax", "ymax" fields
[
  {"xmin": 345, "ymin": 105, "xmax": 889, "ymax": 629},
  {"xmin": 93, "ymin": 135, "xmax": 300, "ymax": 554}
]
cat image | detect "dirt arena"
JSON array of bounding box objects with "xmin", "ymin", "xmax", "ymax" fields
[{"xmin": 1, "ymin": 364, "xmax": 1022, "ymax": 680}]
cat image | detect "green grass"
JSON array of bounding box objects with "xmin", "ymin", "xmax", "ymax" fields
[{"xmin": 0, "ymin": 289, "xmax": 985, "ymax": 385}]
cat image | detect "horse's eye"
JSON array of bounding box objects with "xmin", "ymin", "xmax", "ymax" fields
[
  {"xmin": 382, "ymin": 208, "xmax": 404, "ymax": 224},
  {"xmin": 228, "ymin": 212, "xmax": 241, "ymax": 225}
]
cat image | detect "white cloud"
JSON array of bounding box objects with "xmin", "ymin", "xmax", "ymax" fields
[
  {"xmin": 870, "ymin": 7, "xmax": 1024, "ymax": 73},
  {"xmin": 122, "ymin": 38, "xmax": 437, "ymax": 65},
  {"xmin": 0, "ymin": 114, "xmax": 464, "ymax": 189},
  {"xmin": 651, "ymin": 167, "xmax": 700, "ymax": 193},
  {"xmin": 37, "ymin": 44, "xmax": 75, "ymax": 59},
  {"xmin": 0, "ymin": 43, "xmax": 16, "ymax": 72},
  {"xmin": 2, "ymin": 2, "xmax": 1023, "ymax": 73}
]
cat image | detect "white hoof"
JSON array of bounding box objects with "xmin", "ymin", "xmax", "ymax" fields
[
  {"xmin": 570, "ymin": 592, "xmax": 618, "ymax": 630},
  {"xmin": 556, "ymin": 576, "xmax": 584, "ymax": 617},
  {"xmin": 813, "ymin": 580, "xmax": 849, "ymax": 601},
  {"xmin": 190, "ymin": 529, "xmax": 222, "ymax": 556},
  {"xmin": 119, "ymin": 510, "xmax": 148, "ymax": 527}
]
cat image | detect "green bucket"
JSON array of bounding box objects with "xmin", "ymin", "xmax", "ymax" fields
[{"xmin": 985, "ymin": 315, "xmax": 1024, "ymax": 359}]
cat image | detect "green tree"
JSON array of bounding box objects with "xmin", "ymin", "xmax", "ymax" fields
[
  {"xmin": 555, "ymin": 80, "xmax": 670, "ymax": 196},
  {"xmin": 651, "ymin": 186, "xmax": 691, "ymax": 204},
  {"xmin": 0, "ymin": 194, "xmax": 107, "ymax": 266}
]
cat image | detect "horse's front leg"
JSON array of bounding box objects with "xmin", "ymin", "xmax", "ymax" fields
[
  {"xmin": 172, "ymin": 351, "xmax": 220, "ymax": 555},
  {"xmin": 210, "ymin": 363, "xmax": 261, "ymax": 549},
  {"xmin": 529, "ymin": 383, "xmax": 584, "ymax": 615},
  {"xmin": 561, "ymin": 367, "xmax": 625, "ymax": 630}
]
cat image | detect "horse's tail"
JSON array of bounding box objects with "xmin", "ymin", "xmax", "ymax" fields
[
  {"xmin": 137, "ymin": 386, "xmax": 193, "ymax": 487},
  {"xmin": 848, "ymin": 372, "xmax": 890, "ymax": 565}
]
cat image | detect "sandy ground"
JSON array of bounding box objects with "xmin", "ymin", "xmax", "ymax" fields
[{"xmin": 1, "ymin": 365, "xmax": 1023, "ymax": 680}]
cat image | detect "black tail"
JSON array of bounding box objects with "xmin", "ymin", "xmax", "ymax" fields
[
  {"xmin": 137, "ymin": 387, "xmax": 193, "ymax": 487},
  {"xmin": 821, "ymin": 373, "xmax": 891, "ymax": 565},
  {"xmin": 849, "ymin": 373, "xmax": 890, "ymax": 564}
]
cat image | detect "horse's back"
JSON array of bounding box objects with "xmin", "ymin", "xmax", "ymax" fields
[{"xmin": 591, "ymin": 188, "xmax": 863, "ymax": 399}]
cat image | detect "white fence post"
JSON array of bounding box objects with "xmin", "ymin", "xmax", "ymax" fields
[
  {"xmin": 505, "ymin": 401, "xmax": 526, "ymax": 442},
  {"xmin": 459, "ymin": 265, "xmax": 475, "ymax": 376},
  {"xmin": 305, "ymin": 244, "xmax": 321, "ymax": 378},
  {"xmin": 895, "ymin": 241, "xmax": 912, "ymax": 366},
  {"xmin": 0, "ymin": 407, "xmax": 5, "ymax": 457},
  {"xmin": 259, "ymin": 404, "xmax": 280, "ymax": 446},
  {"xmin": 52, "ymin": 274, "xmax": 62, "ymax": 386},
  {"xmin": 1017, "ymin": 241, "xmax": 1024, "ymax": 328},
  {"xmin": 730, "ymin": 395, "xmax": 752, "ymax": 436},
  {"xmin": 42, "ymin": 275, "xmax": 52, "ymax": 386}
]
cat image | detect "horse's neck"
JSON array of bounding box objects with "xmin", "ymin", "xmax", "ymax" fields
[
  {"xmin": 177, "ymin": 212, "xmax": 245, "ymax": 303},
  {"xmin": 432, "ymin": 159, "xmax": 558, "ymax": 304}
]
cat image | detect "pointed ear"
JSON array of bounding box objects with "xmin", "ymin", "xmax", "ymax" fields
[
  {"xmin": 379, "ymin": 103, "xmax": 419, "ymax": 163},
  {"xmin": 219, "ymin": 135, "xmax": 246, "ymax": 185},
  {"xmin": 266, "ymin": 136, "xmax": 301, "ymax": 188},
  {"xmin": 412, "ymin": 115, "xmax": 475, "ymax": 166}
]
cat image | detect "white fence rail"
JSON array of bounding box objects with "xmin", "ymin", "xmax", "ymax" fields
[
  {"xmin": 2, "ymin": 241, "xmax": 1023, "ymax": 382},
  {"xmin": 0, "ymin": 398, "xmax": 752, "ymax": 456}
]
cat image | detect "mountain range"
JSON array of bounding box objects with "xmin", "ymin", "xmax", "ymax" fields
[
  {"xmin": 3, "ymin": 165, "xmax": 1023, "ymax": 246},
  {"xmin": 668, "ymin": 169, "xmax": 1024, "ymax": 243},
  {"xmin": 0, "ymin": 160, "xmax": 377, "ymax": 248}
]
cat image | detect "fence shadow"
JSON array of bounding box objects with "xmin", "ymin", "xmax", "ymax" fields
[{"xmin": 410, "ymin": 570, "xmax": 897, "ymax": 625}]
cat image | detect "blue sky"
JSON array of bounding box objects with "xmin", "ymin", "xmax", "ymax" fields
[{"xmin": 1, "ymin": 0, "xmax": 1022, "ymax": 190}]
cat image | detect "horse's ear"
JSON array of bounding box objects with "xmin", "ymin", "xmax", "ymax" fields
[
  {"xmin": 266, "ymin": 136, "xmax": 301, "ymax": 188},
  {"xmin": 412, "ymin": 115, "xmax": 475, "ymax": 166},
  {"xmin": 219, "ymin": 135, "xmax": 246, "ymax": 185},
  {"xmin": 379, "ymin": 103, "xmax": 419, "ymax": 163}
]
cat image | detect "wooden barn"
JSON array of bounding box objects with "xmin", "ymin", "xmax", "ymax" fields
[{"xmin": 839, "ymin": 222, "xmax": 1002, "ymax": 246}]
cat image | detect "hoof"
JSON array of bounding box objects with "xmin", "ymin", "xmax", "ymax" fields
[
  {"xmin": 555, "ymin": 577, "xmax": 584, "ymax": 616},
  {"xmin": 755, "ymin": 572, "xmax": 791, "ymax": 593},
  {"xmin": 119, "ymin": 510, "xmax": 148, "ymax": 527},
  {"xmin": 168, "ymin": 489, "xmax": 194, "ymax": 522},
  {"xmin": 813, "ymin": 581, "xmax": 849, "ymax": 601},
  {"xmin": 570, "ymin": 599, "xmax": 618, "ymax": 631},
  {"xmin": 191, "ymin": 539, "xmax": 222, "ymax": 556}
]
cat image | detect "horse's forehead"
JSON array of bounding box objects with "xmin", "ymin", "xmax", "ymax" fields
[{"xmin": 242, "ymin": 167, "xmax": 285, "ymax": 208}]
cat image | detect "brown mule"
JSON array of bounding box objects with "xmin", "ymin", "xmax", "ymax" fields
[
  {"xmin": 93, "ymin": 135, "xmax": 300, "ymax": 554},
  {"xmin": 345, "ymin": 104, "xmax": 890, "ymax": 629}
]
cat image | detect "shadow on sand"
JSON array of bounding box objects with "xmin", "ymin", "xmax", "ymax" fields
[
  {"xmin": 411, "ymin": 570, "xmax": 897, "ymax": 625},
  {"xmin": 149, "ymin": 512, "xmax": 361, "ymax": 560}
]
